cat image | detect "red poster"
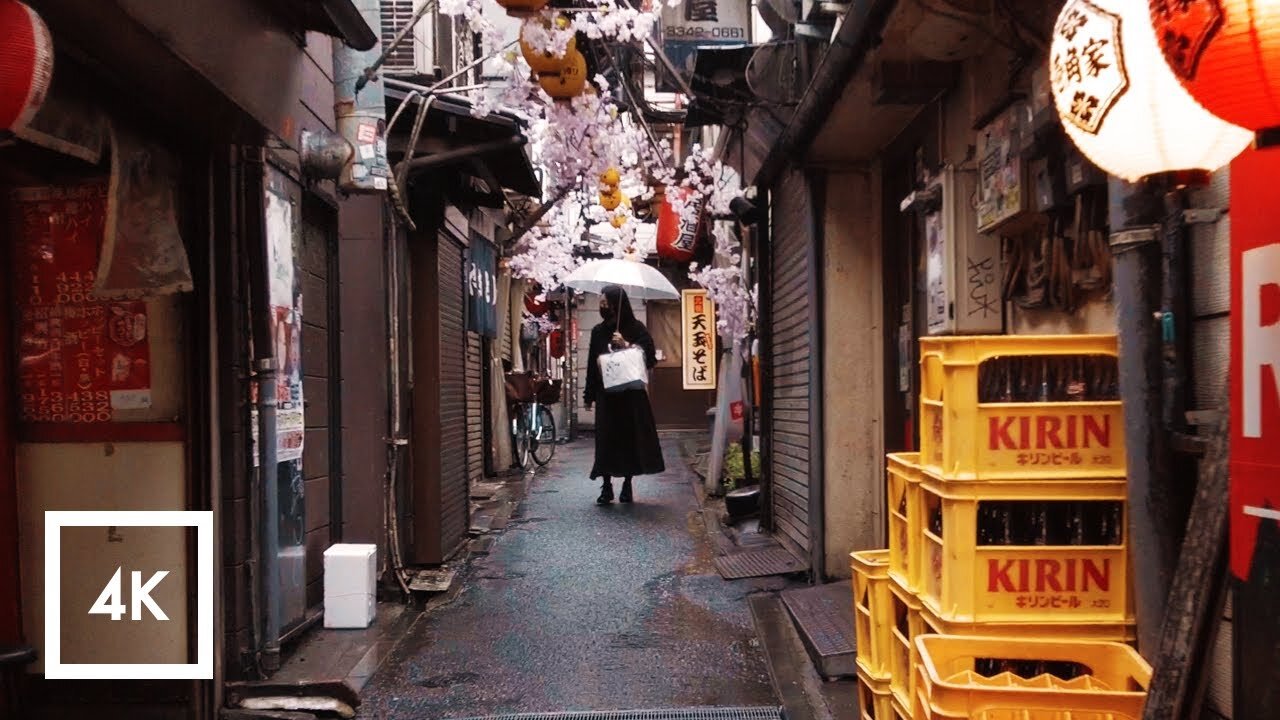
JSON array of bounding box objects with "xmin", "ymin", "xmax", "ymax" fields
[
  {"xmin": 1231, "ymin": 149, "xmax": 1280, "ymax": 579},
  {"xmin": 10, "ymin": 182, "xmax": 152, "ymax": 424}
]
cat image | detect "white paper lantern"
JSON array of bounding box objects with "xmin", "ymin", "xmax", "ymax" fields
[{"xmin": 1050, "ymin": 0, "xmax": 1252, "ymax": 182}]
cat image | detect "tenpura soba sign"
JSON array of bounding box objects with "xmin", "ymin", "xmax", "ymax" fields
[{"xmin": 1231, "ymin": 148, "xmax": 1280, "ymax": 581}]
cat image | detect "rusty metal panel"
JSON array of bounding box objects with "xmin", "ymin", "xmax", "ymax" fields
[
  {"xmin": 438, "ymin": 232, "xmax": 469, "ymax": 557},
  {"xmin": 466, "ymin": 331, "xmax": 484, "ymax": 483}
]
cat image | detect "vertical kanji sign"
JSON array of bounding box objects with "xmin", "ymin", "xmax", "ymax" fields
[
  {"xmin": 1230, "ymin": 148, "xmax": 1280, "ymax": 580},
  {"xmin": 682, "ymin": 289, "xmax": 716, "ymax": 390}
]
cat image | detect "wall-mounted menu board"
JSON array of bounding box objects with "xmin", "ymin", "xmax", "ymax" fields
[{"xmin": 9, "ymin": 182, "xmax": 152, "ymax": 424}]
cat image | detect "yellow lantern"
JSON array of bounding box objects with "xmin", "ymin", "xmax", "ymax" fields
[
  {"xmin": 599, "ymin": 186, "xmax": 623, "ymax": 210},
  {"xmin": 611, "ymin": 214, "xmax": 628, "ymax": 229},
  {"xmin": 539, "ymin": 48, "xmax": 587, "ymax": 100},
  {"xmin": 519, "ymin": 20, "xmax": 575, "ymax": 74},
  {"xmin": 495, "ymin": 0, "xmax": 549, "ymax": 18},
  {"xmin": 600, "ymin": 167, "xmax": 621, "ymax": 186}
]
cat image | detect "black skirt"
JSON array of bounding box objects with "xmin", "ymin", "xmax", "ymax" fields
[{"xmin": 590, "ymin": 387, "xmax": 665, "ymax": 479}]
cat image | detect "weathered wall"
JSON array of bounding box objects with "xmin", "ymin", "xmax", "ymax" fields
[
  {"xmin": 338, "ymin": 195, "xmax": 390, "ymax": 556},
  {"xmin": 821, "ymin": 167, "xmax": 886, "ymax": 579},
  {"xmin": 115, "ymin": 0, "xmax": 339, "ymax": 151},
  {"xmin": 17, "ymin": 296, "xmax": 188, "ymax": 672}
]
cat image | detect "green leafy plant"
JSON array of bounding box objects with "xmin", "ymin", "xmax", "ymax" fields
[{"xmin": 722, "ymin": 444, "xmax": 761, "ymax": 490}]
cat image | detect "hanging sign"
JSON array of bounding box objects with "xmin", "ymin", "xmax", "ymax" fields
[
  {"xmin": 658, "ymin": 0, "xmax": 751, "ymax": 92},
  {"xmin": 682, "ymin": 289, "xmax": 717, "ymax": 390},
  {"xmin": 10, "ymin": 182, "xmax": 153, "ymax": 423},
  {"xmin": 468, "ymin": 232, "xmax": 499, "ymax": 338},
  {"xmin": 1230, "ymin": 149, "xmax": 1280, "ymax": 581}
]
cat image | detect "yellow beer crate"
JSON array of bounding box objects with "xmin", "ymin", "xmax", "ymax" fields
[
  {"xmin": 918, "ymin": 334, "xmax": 1125, "ymax": 481},
  {"xmin": 917, "ymin": 476, "xmax": 1131, "ymax": 626},
  {"xmin": 912, "ymin": 635, "xmax": 1151, "ymax": 720},
  {"xmin": 919, "ymin": 602, "xmax": 1136, "ymax": 643},
  {"xmin": 857, "ymin": 666, "xmax": 895, "ymax": 720},
  {"xmin": 887, "ymin": 453, "xmax": 922, "ymax": 594},
  {"xmin": 891, "ymin": 695, "xmax": 912, "ymax": 720},
  {"xmin": 852, "ymin": 549, "xmax": 894, "ymax": 680},
  {"xmin": 888, "ymin": 576, "xmax": 927, "ymax": 712}
]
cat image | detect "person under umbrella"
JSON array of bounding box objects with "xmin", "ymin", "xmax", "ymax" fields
[{"xmin": 583, "ymin": 285, "xmax": 665, "ymax": 504}]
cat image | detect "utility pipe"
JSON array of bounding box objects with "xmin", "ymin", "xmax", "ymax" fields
[
  {"xmin": 1108, "ymin": 174, "xmax": 1196, "ymax": 654},
  {"xmin": 244, "ymin": 152, "xmax": 282, "ymax": 672},
  {"xmin": 752, "ymin": 0, "xmax": 897, "ymax": 189}
]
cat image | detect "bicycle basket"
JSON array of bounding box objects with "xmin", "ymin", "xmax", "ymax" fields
[
  {"xmin": 505, "ymin": 371, "xmax": 536, "ymax": 403},
  {"xmin": 536, "ymin": 379, "xmax": 562, "ymax": 405}
]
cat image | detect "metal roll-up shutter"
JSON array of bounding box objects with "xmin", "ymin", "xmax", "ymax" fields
[
  {"xmin": 767, "ymin": 168, "xmax": 818, "ymax": 565},
  {"xmin": 465, "ymin": 330, "xmax": 484, "ymax": 483},
  {"xmin": 438, "ymin": 232, "xmax": 469, "ymax": 553}
]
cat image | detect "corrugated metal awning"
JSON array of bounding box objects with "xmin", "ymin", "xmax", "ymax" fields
[{"xmin": 385, "ymin": 88, "xmax": 542, "ymax": 200}]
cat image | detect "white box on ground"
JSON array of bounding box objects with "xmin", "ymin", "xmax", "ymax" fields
[
  {"xmin": 323, "ymin": 543, "xmax": 377, "ymax": 629},
  {"xmin": 324, "ymin": 592, "xmax": 377, "ymax": 630}
]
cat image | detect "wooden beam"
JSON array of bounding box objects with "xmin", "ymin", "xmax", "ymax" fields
[{"xmin": 1142, "ymin": 383, "xmax": 1230, "ymax": 720}]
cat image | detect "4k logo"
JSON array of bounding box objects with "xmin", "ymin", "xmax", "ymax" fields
[
  {"xmin": 45, "ymin": 511, "xmax": 213, "ymax": 680},
  {"xmin": 90, "ymin": 568, "xmax": 172, "ymax": 621}
]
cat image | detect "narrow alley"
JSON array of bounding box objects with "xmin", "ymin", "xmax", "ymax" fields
[{"xmin": 357, "ymin": 437, "xmax": 778, "ymax": 718}]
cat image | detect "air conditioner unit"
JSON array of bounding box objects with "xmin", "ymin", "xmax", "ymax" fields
[
  {"xmin": 380, "ymin": 0, "xmax": 435, "ymax": 75},
  {"xmin": 922, "ymin": 166, "xmax": 1003, "ymax": 335}
]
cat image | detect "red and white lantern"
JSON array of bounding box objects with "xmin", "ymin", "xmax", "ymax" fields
[
  {"xmin": 524, "ymin": 287, "xmax": 548, "ymax": 316},
  {"xmin": 656, "ymin": 186, "xmax": 703, "ymax": 263},
  {"xmin": 0, "ymin": 0, "xmax": 53, "ymax": 132},
  {"xmin": 1149, "ymin": 0, "xmax": 1280, "ymax": 133}
]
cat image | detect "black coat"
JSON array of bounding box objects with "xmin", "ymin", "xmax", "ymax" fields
[{"xmin": 584, "ymin": 318, "xmax": 665, "ymax": 479}]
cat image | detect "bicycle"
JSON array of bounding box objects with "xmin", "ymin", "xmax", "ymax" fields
[{"xmin": 506, "ymin": 373, "xmax": 559, "ymax": 469}]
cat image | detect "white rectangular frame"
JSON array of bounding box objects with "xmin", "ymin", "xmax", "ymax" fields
[{"xmin": 44, "ymin": 510, "xmax": 213, "ymax": 680}]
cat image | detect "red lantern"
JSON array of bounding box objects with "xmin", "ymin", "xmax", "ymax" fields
[
  {"xmin": 656, "ymin": 186, "xmax": 703, "ymax": 263},
  {"xmin": 0, "ymin": 0, "xmax": 53, "ymax": 132},
  {"xmin": 549, "ymin": 329, "xmax": 565, "ymax": 359},
  {"xmin": 1149, "ymin": 0, "xmax": 1280, "ymax": 132},
  {"xmin": 524, "ymin": 289, "xmax": 548, "ymax": 316}
]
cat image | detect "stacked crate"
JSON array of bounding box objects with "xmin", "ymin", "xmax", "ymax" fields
[{"xmin": 854, "ymin": 335, "xmax": 1151, "ymax": 719}]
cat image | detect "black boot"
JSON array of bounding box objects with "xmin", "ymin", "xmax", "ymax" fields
[
  {"xmin": 597, "ymin": 478, "xmax": 614, "ymax": 504},
  {"xmin": 619, "ymin": 478, "xmax": 633, "ymax": 503}
]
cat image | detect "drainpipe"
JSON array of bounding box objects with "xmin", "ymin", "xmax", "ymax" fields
[
  {"xmin": 332, "ymin": 0, "xmax": 392, "ymax": 194},
  {"xmin": 243, "ymin": 149, "xmax": 281, "ymax": 672},
  {"xmin": 1108, "ymin": 173, "xmax": 1199, "ymax": 654}
]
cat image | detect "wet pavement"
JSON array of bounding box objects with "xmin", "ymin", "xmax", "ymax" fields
[{"xmin": 358, "ymin": 435, "xmax": 778, "ymax": 718}]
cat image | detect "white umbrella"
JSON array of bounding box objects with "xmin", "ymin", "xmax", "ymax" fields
[{"xmin": 562, "ymin": 257, "xmax": 679, "ymax": 301}]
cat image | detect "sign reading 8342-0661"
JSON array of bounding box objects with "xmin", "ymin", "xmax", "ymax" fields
[{"xmin": 44, "ymin": 511, "xmax": 213, "ymax": 680}]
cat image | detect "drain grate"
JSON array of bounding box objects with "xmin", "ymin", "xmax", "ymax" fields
[
  {"xmin": 450, "ymin": 708, "xmax": 784, "ymax": 720},
  {"xmin": 714, "ymin": 547, "xmax": 808, "ymax": 580}
]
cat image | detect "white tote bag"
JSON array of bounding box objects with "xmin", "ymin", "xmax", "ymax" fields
[{"xmin": 599, "ymin": 346, "xmax": 648, "ymax": 393}]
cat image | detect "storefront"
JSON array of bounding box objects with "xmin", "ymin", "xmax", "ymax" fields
[{"xmin": 2, "ymin": 1, "xmax": 378, "ymax": 716}]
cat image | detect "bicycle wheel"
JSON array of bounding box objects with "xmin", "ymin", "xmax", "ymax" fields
[
  {"xmin": 532, "ymin": 405, "xmax": 556, "ymax": 466},
  {"xmin": 512, "ymin": 406, "xmax": 531, "ymax": 469}
]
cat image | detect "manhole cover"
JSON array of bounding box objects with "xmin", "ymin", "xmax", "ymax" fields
[
  {"xmin": 714, "ymin": 547, "xmax": 807, "ymax": 580},
  {"xmin": 451, "ymin": 708, "xmax": 784, "ymax": 720}
]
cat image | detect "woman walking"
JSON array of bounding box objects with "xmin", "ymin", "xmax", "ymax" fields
[{"xmin": 583, "ymin": 285, "xmax": 665, "ymax": 504}]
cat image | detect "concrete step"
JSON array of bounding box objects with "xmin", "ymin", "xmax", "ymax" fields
[{"xmin": 779, "ymin": 581, "xmax": 858, "ymax": 680}]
